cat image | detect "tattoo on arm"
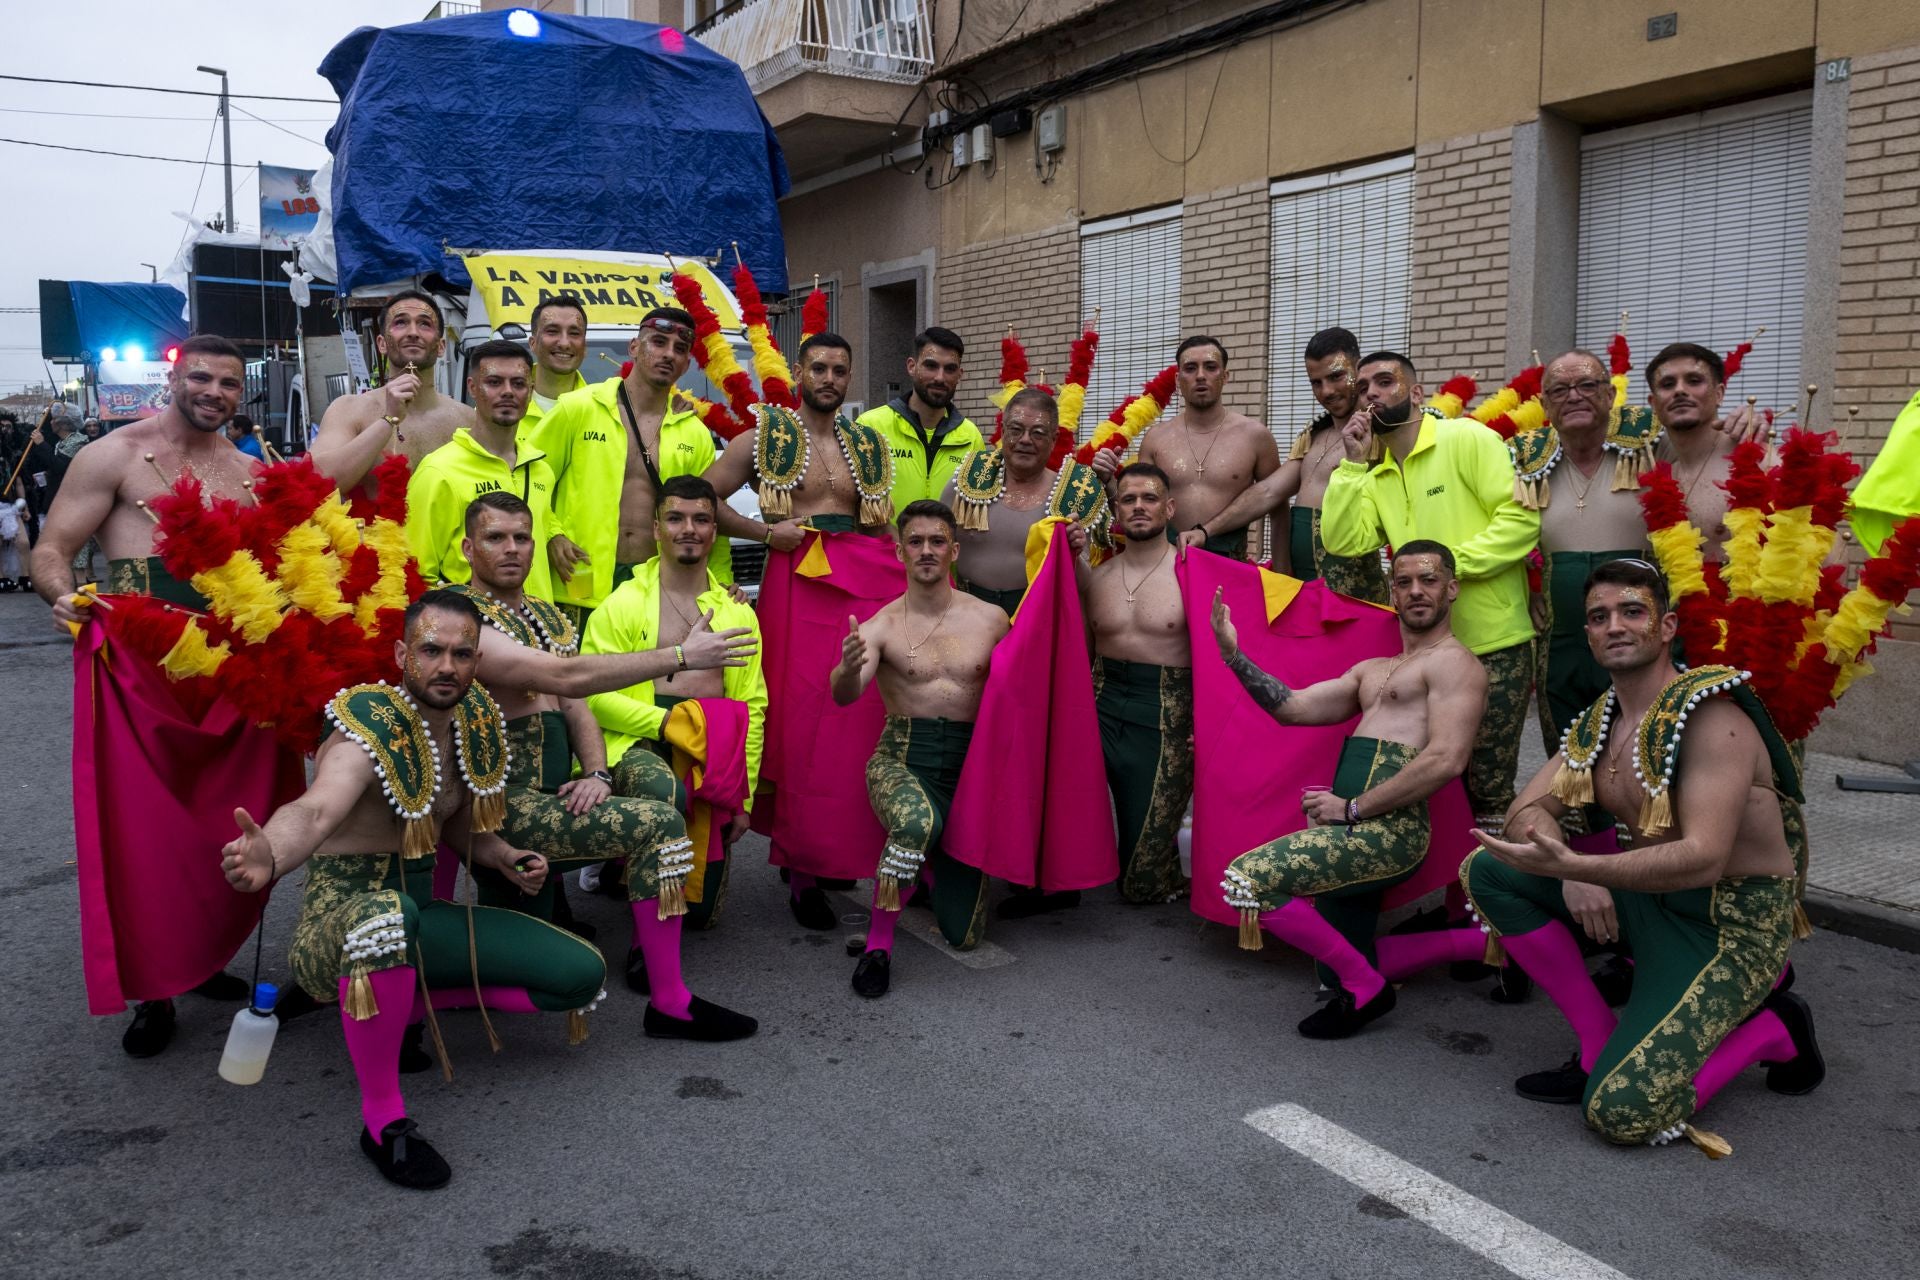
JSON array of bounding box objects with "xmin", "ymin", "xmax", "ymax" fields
[{"xmin": 1225, "ymin": 648, "xmax": 1293, "ymax": 716}]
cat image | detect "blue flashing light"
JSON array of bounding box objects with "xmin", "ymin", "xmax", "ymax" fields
[
  {"xmin": 507, "ymin": 9, "xmax": 541, "ymax": 37},
  {"xmin": 121, "ymin": 343, "xmax": 144, "ymax": 363},
  {"xmin": 99, "ymin": 346, "xmax": 118, "ymax": 363}
]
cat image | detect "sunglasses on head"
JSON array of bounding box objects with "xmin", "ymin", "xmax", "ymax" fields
[{"xmin": 641, "ymin": 318, "xmax": 693, "ymax": 340}]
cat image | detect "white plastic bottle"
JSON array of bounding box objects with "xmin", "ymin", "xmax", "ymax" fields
[{"xmin": 217, "ymin": 982, "xmax": 281, "ymax": 1086}]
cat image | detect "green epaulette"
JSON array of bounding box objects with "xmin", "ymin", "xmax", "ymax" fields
[
  {"xmin": 1605, "ymin": 404, "xmax": 1663, "ymax": 491},
  {"xmin": 756, "ymin": 406, "xmax": 894, "ymax": 525},
  {"xmin": 1509, "ymin": 426, "xmax": 1562, "ymax": 511},
  {"xmin": 324, "ymin": 681, "xmax": 511, "ymax": 856}
]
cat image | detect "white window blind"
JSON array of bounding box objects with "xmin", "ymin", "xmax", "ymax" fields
[
  {"xmin": 1266, "ymin": 156, "xmax": 1413, "ymax": 453},
  {"xmin": 1577, "ymin": 94, "xmax": 1811, "ymax": 416},
  {"xmin": 1079, "ymin": 206, "xmax": 1182, "ymax": 440},
  {"xmin": 769, "ymin": 279, "xmax": 836, "ymax": 360}
]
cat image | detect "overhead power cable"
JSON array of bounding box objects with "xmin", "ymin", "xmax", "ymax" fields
[
  {"xmin": 1, "ymin": 136, "xmax": 215, "ymax": 164},
  {"xmin": 0, "ymin": 73, "xmax": 333, "ymax": 104}
]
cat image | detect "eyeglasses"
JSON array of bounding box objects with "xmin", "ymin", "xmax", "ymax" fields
[
  {"xmin": 1001, "ymin": 424, "xmax": 1055, "ymax": 441},
  {"xmin": 1542, "ymin": 378, "xmax": 1608, "ymax": 404},
  {"xmin": 641, "ymin": 318, "xmax": 693, "ymax": 340},
  {"xmin": 1603, "ymin": 557, "xmax": 1661, "ymax": 572}
]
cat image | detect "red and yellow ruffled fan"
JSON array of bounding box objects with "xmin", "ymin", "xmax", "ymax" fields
[
  {"xmin": 992, "ymin": 320, "xmax": 1103, "ymax": 469},
  {"xmin": 664, "ymin": 249, "xmax": 827, "ymax": 440},
  {"xmin": 108, "ymin": 454, "xmax": 425, "ymax": 753}
]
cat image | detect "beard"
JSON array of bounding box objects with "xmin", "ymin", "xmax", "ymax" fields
[
  {"xmin": 406, "ymin": 672, "xmax": 465, "ymax": 710},
  {"xmin": 1400, "ymin": 603, "xmax": 1447, "ymax": 633},
  {"xmin": 802, "ymin": 382, "xmax": 845, "ymax": 413},
  {"xmin": 1370, "ymin": 395, "xmax": 1415, "ymax": 428},
  {"xmin": 913, "ymin": 379, "xmax": 953, "ymax": 409}
]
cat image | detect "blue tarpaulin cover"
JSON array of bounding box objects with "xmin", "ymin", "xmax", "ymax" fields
[
  {"xmin": 67, "ymin": 282, "xmax": 189, "ymax": 356},
  {"xmin": 320, "ymin": 10, "xmax": 790, "ymax": 296}
]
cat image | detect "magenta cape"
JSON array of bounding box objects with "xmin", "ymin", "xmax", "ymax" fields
[
  {"xmin": 72, "ymin": 605, "xmax": 304, "ymax": 1014},
  {"xmin": 756, "ymin": 531, "xmax": 903, "ymax": 879},
  {"xmin": 667, "ymin": 696, "xmax": 749, "ymax": 872},
  {"xmin": 1176, "ymin": 553, "xmax": 1476, "ymax": 927},
  {"xmin": 946, "ymin": 528, "xmax": 1120, "ymax": 891}
]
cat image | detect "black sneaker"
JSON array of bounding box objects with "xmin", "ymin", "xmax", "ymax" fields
[
  {"xmin": 1593, "ymin": 955, "xmax": 1635, "ymax": 1007},
  {"xmin": 190, "ymin": 971, "xmax": 250, "ymax": 1001},
  {"xmin": 851, "ymin": 949, "xmax": 891, "ymax": 999},
  {"xmin": 1296, "ymin": 984, "xmax": 1396, "ymax": 1040},
  {"xmin": 360, "ymin": 1119, "xmax": 452, "ymax": 1190},
  {"xmin": 790, "ymin": 886, "xmax": 837, "ymax": 932},
  {"xmin": 1489, "ymin": 964, "xmax": 1533, "ymax": 1005},
  {"xmin": 624, "ymin": 945, "xmax": 649, "ymax": 995},
  {"xmin": 399, "ymin": 1023, "xmax": 433, "ymax": 1075},
  {"xmin": 643, "ymin": 996, "xmax": 758, "ymax": 1041},
  {"xmin": 1763, "ymin": 991, "xmax": 1825, "ymax": 1096},
  {"xmin": 121, "ymin": 999, "xmax": 176, "ymax": 1058},
  {"xmin": 1515, "ymin": 1051, "xmax": 1586, "ymax": 1104}
]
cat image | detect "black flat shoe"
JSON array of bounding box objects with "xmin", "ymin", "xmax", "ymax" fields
[
  {"xmin": 191, "ymin": 971, "xmax": 249, "ymax": 1001},
  {"xmin": 790, "ymin": 886, "xmax": 837, "ymax": 932},
  {"xmin": 1763, "ymin": 991, "xmax": 1825, "ymax": 1096},
  {"xmin": 1449, "ymin": 961, "xmax": 1495, "ymax": 983},
  {"xmin": 996, "ymin": 889, "xmax": 1082, "ymax": 920},
  {"xmin": 1489, "ymin": 963, "xmax": 1533, "ymax": 1005},
  {"xmin": 818, "ymin": 877, "xmax": 857, "ymax": 890},
  {"xmin": 643, "ymin": 996, "xmax": 758, "ymax": 1041},
  {"xmin": 1593, "ymin": 955, "xmax": 1635, "ymax": 1008},
  {"xmin": 624, "ymin": 946, "xmax": 649, "ymax": 995},
  {"xmin": 274, "ymin": 984, "xmax": 321, "ymax": 1023},
  {"xmin": 851, "ymin": 949, "xmax": 891, "ymax": 999},
  {"xmin": 360, "ymin": 1119, "xmax": 451, "ymax": 1190},
  {"xmin": 399, "ymin": 1023, "xmax": 433, "ymax": 1075},
  {"xmin": 1297, "ymin": 984, "xmax": 1396, "ymax": 1040},
  {"xmin": 121, "ymin": 999, "xmax": 176, "ymax": 1058},
  {"xmin": 592, "ymin": 859, "xmax": 626, "ymax": 899},
  {"xmin": 1515, "ymin": 1051, "xmax": 1586, "ymax": 1104}
]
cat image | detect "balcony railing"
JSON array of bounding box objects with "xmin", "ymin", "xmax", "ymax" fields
[{"xmin": 692, "ymin": 0, "xmax": 932, "ymax": 93}]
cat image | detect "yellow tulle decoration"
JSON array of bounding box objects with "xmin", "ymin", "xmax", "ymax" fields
[
  {"xmin": 1606, "ymin": 373, "xmax": 1630, "ymax": 429},
  {"xmin": 991, "ymin": 379, "xmax": 1025, "ymax": 410},
  {"xmin": 1470, "ymin": 386, "xmax": 1519, "ymax": 424},
  {"xmin": 747, "ymin": 323, "xmax": 787, "ymax": 388},
  {"xmin": 1822, "ymin": 586, "xmax": 1901, "ymax": 665},
  {"xmin": 1648, "ymin": 521, "xmax": 1709, "ymax": 600},
  {"xmin": 1720, "ymin": 507, "xmax": 1765, "ymax": 597},
  {"xmin": 1428, "ymin": 391, "xmax": 1465, "ymax": 419},
  {"xmin": 700, "ymin": 331, "xmax": 748, "ymax": 389},
  {"xmin": 1058, "ymin": 383, "xmax": 1088, "ymax": 433},
  {"xmin": 160, "ymin": 618, "xmax": 230, "ymax": 679},
  {"xmin": 190, "ymin": 552, "xmax": 288, "ymax": 644},
  {"xmin": 276, "ymin": 521, "xmax": 353, "ymax": 622},
  {"xmin": 1508, "ymin": 398, "xmax": 1548, "ymax": 434},
  {"xmin": 355, "ymin": 518, "xmax": 412, "ymax": 633},
  {"xmin": 310, "ymin": 493, "xmax": 360, "ymax": 559},
  {"xmin": 1752, "ymin": 507, "xmax": 1829, "ymax": 607}
]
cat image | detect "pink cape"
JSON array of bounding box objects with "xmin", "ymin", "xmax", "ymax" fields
[
  {"xmin": 946, "ymin": 527, "xmax": 1120, "ymax": 891},
  {"xmin": 1176, "ymin": 553, "xmax": 1476, "ymax": 927},
  {"xmin": 757, "ymin": 531, "xmax": 904, "ymax": 879},
  {"xmin": 73, "ymin": 607, "xmax": 304, "ymax": 1014},
  {"xmin": 671, "ymin": 697, "xmax": 750, "ymax": 870}
]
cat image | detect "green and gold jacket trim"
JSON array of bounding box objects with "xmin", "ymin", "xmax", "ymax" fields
[
  {"xmin": 446, "ymin": 583, "xmax": 578, "ymax": 656},
  {"xmin": 951, "ymin": 448, "xmax": 1110, "ymax": 535},
  {"xmin": 1507, "ymin": 407, "xmax": 1663, "ymax": 511},
  {"xmin": 324, "ymin": 681, "xmax": 512, "ymax": 856},
  {"xmin": 1287, "ymin": 412, "xmax": 1382, "ymax": 465},
  {"xmin": 754, "ymin": 405, "xmax": 894, "ymax": 525}
]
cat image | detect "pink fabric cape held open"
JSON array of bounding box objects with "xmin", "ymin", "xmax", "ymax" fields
[
  {"xmin": 72, "ymin": 605, "xmax": 304, "ymax": 1015},
  {"xmin": 753, "ymin": 530, "xmax": 903, "ymax": 880},
  {"xmin": 945, "ymin": 527, "xmax": 1120, "ymax": 891},
  {"xmin": 671, "ymin": 696, "xmax": 750, "ymax": 870},
  {"xmin": 1176, "ymin": 553, "xmax": 1476, "ymax": 927}
]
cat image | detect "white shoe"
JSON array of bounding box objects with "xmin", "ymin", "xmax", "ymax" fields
[{"xmin": 578, "ymin": 865, "xmax": 602, "ymax": 893}]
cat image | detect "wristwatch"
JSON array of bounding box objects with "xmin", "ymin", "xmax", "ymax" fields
[{"xmin": 589, "ymin": 769, "xmax": 614, "ymax": 787}]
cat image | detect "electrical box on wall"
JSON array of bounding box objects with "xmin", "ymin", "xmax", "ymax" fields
[
  {"xmin": 969, "ymin": 124, "xmax": 994, "ymax": 165},
  {"xmin": 1037, "ymin": 104, "xmax": 1066, "ymax": 154},
  {"xmin": 951, "ymin": 131, "xmax": 971, "ymax": 167},
  {"xmin": 991, "ymin": 108, "xmax": 1032, "ymax": 138}
]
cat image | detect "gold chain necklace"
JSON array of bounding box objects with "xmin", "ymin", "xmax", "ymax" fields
[
  {"xmin": 1119, "ymin": 542, "xmax": 1171, "ymax": 604},
  {"xmin": 904, "ymin": 595, "xmax": 954, "ymax": 674},
  {"xmin": 1566, "ymin": 456, "xmax": 1602, "ymax": 511},
  {"xmin": 1186, "ymin": 422, "xmax": 1223, "ymax": 477}
]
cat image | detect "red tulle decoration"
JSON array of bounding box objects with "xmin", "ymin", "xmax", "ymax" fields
[
  {"xmin": 800, "ymin": 287, "xmax": 829, "ymax": 337},
  {"xmin": 368, "ymin": 455, "xmax": 413, "ymax": 525},
  {"xmin": 619, "ymin": 360, "xmax": 634, "ymax": 379},
  {"xmin": 1770, "ymin": 430, "xmax": 1831, "ymax": 511},
  {"xmin": 1607, "ymin": 334, "xmax": 1632, "ymax": 377},
  {"xmin": 1860, "ymin": 517, "xmax": 1920, "ymax": 603},
  {"xmin": 110, "ymin": 594, "xmax": 193, "ymax": 664},
  {"xmin": 1814, "ymin": 563, "xmax": 1848, "ymax": 615},
  {"xmin": 1723, "ymin": 341, "xmax": 1753, "ymax": 380},
  {"xmin": 1721, "ymin": 442, "xmax": 1771, "ymax": 511},
  {"xmin": 999, "ymin": 333, "xmax": 1029, "ymax": 388},
  {"xmin": 149, "ymin": 475, "xmax": 244, "ymax": 581},
  {"xmin": 1065, "ymin": 329, "xmax": 1099, "ymax": 386},
  {"xmin": 1437, "ymin": 375, "xmax": 1477, "ymax": 405},
  {"xmin": 1508, "ymin": 364, "xmax": 1545, "ymax": 404},
  {"xmin": 239, "ymin": 457, "xmax": 338, "ymax": 575},
  {"xmin": 1486, "ymin": 412, "xmax": 1520, "ymax": 440},
  {"xmin": 1637, "ymin": 461, "xmax": 1691, "ymax": 531},
  {"xmin": 731, "ymin": 263, "xmax": 770, "ymax": 330},
  {"xmin": 1046, "ymin": 427, "xmax": 1075, "ymax": 471}
]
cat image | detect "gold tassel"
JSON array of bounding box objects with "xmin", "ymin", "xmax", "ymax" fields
[
  {"xmin": 1536, "ymin": 474, "xmax": 1550, "ymax": 509},
  {"xmin": 1238, "ymin": 906, "xmax": 1263, "ymax": 951},
  {"xmin": 1640, "ymin": 788, "xmax": 1674, "ymax": 836},
  {"xmin": 403, "ymin": 816, "xmax": 435, "ymax": 859},
  {"xmin": 876, "ymin": 874, "xmax": 903, "ymax": 913},
  {"xmin": 958, "ymin": 498, "xmax": 991, "ymax": 532},
  {"xmin": 759, "ymin": 481, "xmax": 792, "ymax": 520},
  {"xmin": 657, "ymin": 878, "xmax": 688, "ymax": 919},
  {"xmin": 1612, "ymin": 451, "xmax": 1632, "ymax": 491},
  {"xmin": 1792, "ymin": 901, "xmax": 1813, "ymax": 941},
  {"xmin": 1484, "ymin": 934, "xmax": 1506, "ymax": 967},
  {"xmin": 567, "ymin": 1010, "xmax": 590, "ymax": 1047},
  {"xmin": 1514, "ymin": 476, "xmax": 1528, "ymax": 507},
  {"xmin": 1684, "ymin": 1123, "xmax": 1733, "ymax": 1159},
  {"xmin": 344, "ymin": 967, "xmax": 379, "ymax": 1020},
  {"xmin": 470, "ymin": 788, "xmax": 506, "ymax": 835},
  {"xmin": 1551, "ymin": 762, "xmax": 1594, "ymax": 808},
  {"xmin": 862, "ymin": 493, "xmax": 891, "ymax": 526},
  {"xmin": 1287, "ymin": 432, "xmax": 1312, "ymax": 463}
]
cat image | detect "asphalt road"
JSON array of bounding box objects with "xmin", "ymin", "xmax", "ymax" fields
[{"xmin": 2, "ymin": 587, "xmax": 1917, "ymax": 1280}]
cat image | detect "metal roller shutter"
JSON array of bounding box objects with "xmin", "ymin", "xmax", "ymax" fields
[
  {"xmin": 1577, "ymin": 93, "xmax": 1812, "ymax": 415},
  {"xmin": 1266, "ymin": 156, "xmax": 1414, "ymax": 453},
  {"xmin": 1079, "ymin": 205, "xmax": 1183, "ymax": 440}
]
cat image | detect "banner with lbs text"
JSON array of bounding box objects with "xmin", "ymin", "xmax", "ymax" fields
[{"xmin": 467, "ymin": 253, "xmax": 743, "ymax": 332}]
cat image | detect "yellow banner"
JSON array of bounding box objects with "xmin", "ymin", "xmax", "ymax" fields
[{"xmin": 468, "ymin": 253, "xmax": 742, "ymax": 331}]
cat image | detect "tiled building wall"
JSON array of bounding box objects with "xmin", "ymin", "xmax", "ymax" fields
[
  {"xmin": 935, "ymin": 223, "xmax": 1082, "ymax": 431},
  {"xmin": 1410, "ymin": 129, "xmax": 1514, "ymax": 384}
]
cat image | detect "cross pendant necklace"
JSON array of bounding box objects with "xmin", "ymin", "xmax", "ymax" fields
[{"xmin": 905, "ymin": 596, "xmax": 953, "ymax": 674}]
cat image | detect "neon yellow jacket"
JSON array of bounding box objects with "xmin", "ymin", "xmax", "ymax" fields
[
  {"xmin": 581, "ymin": 558, "xmax": 766, "ymax": 803},
  {"xmin": 529, "ymin": 376, "xmax": 728, "ymax": 607},
  {"xmin": 517, "ymin": 369, "xmax": 587, "ymax": 449},
  {"xmin": 405, "ymin": 427, "xmax": 558, "ymax": 601},
  {"xmin": 1320, "ymin": 415, "xmax": 1539, "ymax": 655},
  {"xmin": 858, "ymin": 398, "xmax": 985, "ymax": 518}
]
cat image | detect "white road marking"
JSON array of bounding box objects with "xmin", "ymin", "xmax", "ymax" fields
[
  {"xmin": 831, "ymin": 891, "xmax": 1017, "ymax": 969},
  {"xmin": 1243, "ymin": 1103, "xmax": 1633, "ymax": 1280}
]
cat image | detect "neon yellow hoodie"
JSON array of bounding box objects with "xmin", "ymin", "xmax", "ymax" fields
[
  {"xmin": 529, "ymin": 376, "xmax": 728, "ymax": 608},
  {"xmin": 581, "ymin": 558, "xmax": 766, "ymax": 803},
  {"xmin": 1320, "ymin": 415, "xmax": 1539, "ymax": 656},
  {"xmin": 517, "ymin": 369, "xmax": 587, "ymax": 449},
  {"xmin": 857, "ymin": 397, "xmax": 985, "ymax": 518},
  {"xmin": 405, "ymin": 426, "xmax": 558, "ymax": 601}
]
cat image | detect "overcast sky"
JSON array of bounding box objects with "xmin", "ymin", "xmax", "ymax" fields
[{"xmin": 1, "ymin": 0, "xmax": 424, "ymax": 394}]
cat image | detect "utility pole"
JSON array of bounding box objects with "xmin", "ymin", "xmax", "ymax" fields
[
  {"xmin": 139, "ymin": 262, "xmax": 158, "ymax": 282},
  {"xmin": 196, "ymin": 65, "xmax": 234, "ymax": 234}
]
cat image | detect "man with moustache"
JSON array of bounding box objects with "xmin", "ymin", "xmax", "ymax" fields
[
  {"xmin": 702, "ymin": 331, "xmax": 895, "ymax": 538},
  {"xmin": 447, "ymin": 491, "xmax": 758, "ymax": 1045},
  {"xmin": 312, "ymin": 291, "xmax": 475, "ymax": 496},
  {"xmin": 1645, "ymin": 343, "xmax": 1753, "ymax": 562},
  {"xmin": 35, "ymin": 334, "xmax": 285, "ymax": 1055},
  {"xmin": 1218, "ymin": 542, "xmax": 1485, "ymax": 1039},
  {"xmin": 943, "ymin": 387, "xmax": 1106, "ymax": 615},
  {"xmin": 405, "ymin": 340, "xmax": 561, "ymax": 600},
  {"xmin": 1095, "ymin": 336, "xmax": 1281, "ymax": 561},
  {"xmin": 832, "ymin": 500, "xmax": 1010, "ymax": 997},
  {"xmin": 1176, "ymin": 328, "xmax": 1387, "ymax": 601},
  {"xmin": 519, "ymin": 295, "xmax": 590, "ymax": 440},
  {"xmin": 1087, "ymin": 463, "xmax": 1195, "ymax": 905},
  {"xmin": 1320, "ymin": 352, "xmax": 1539, "ymax": 833},
  {"xmin": 858, "ymin": 327, "xmax": 986, "ymax": 518}
]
